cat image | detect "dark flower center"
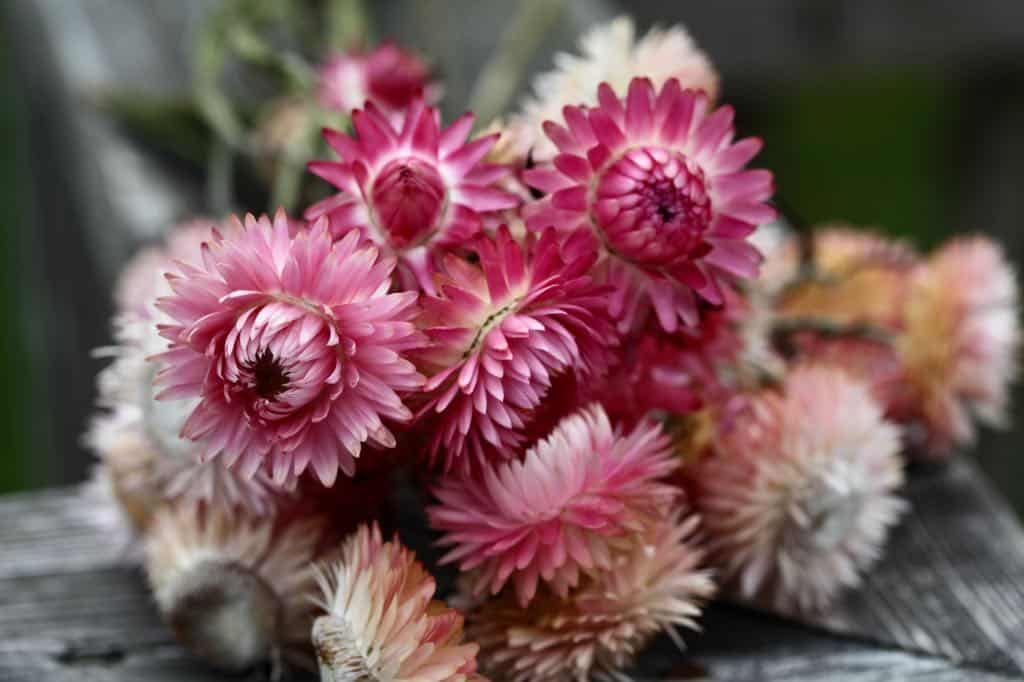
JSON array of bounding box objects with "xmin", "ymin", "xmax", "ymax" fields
[
  {"xmin": 244, "ymin": 348, "xmax": 290, "ymax": 400},
  {"xmin": 372, "ymin": 158, "xmax": 446, "ymax": 249}
]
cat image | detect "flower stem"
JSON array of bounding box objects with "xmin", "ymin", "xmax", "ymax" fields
[{"xmin": 467, "ymin": 0, "xmax": 566, "ymax": 126}]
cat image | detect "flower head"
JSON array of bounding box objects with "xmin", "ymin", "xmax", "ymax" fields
[
  {"xmin": 412, "ymin": 227, "xmax": 617, "ymax": 468},
  {"xmin": 318, "ymin": 43, "xmax": 432, "ymax": 118},
  {"xmin": 593, "ymin": 300, "xmax": 742, "ymax": 426},
  {"xmin": 897, "ymin": 236, "xmax": 1020, "ymax": 454},
  {"xmin": 153, "ymin": 211, "xmax": 425, "ymax": 486},
  {"xmin": 313, "ymin": 523, "xmax": 481, "ymax": 682},
  {"xmin": 90, "ymin": 219, "xmax": 283, "ymax": 517},
  {"xmin": 778, "ymin": 226, "xmax": 918, "ymax": 328},
  {"xmin": 429, "ymin": 404, "xmax": 679, "ymax": 607},
  {"xmin": 515, "ymin": 16, "xmax": 719, "ymax": 162},
  {"xmin": 145, "ymin": 504, "xmax": 325, "ymax": 672},
  {"xmin": 306, "ymin": 99, "xmax": 519, "ymax": 292},
  {"xmin": 526, "ymin": 77, "xmax": 775, "ymax": 333},
  {"xmin": 693, "ymin": 365, "xmax": 906, "ymax": 612},
  {"xmin": 468, "ymin": 512, "xmax": 714, "ymax": 682}
]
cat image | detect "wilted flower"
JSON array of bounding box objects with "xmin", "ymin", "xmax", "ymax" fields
[
  {"xmin": 468, "ymin": 512, "xmax": 714, "ymax": 682},
  {"xmin": 412, "ymin": 227, "xmax": 617, "ymax": 468},
  {"xmin": 429, "ymin": 404, "xmax": 679, "ymax": 606},
  {"xmin": 693, "ymin": 365, "xmax": 906, "ymax": 612},
  {"xmin": 153, "ymin": 211, "xmax": 425, "ymax": 486},
  {"xmin": 318, "ymin": 43, "xmax": 433, "ymax": 119},
  {"xmin": 313, "ymin": 523, "xmax": 481, "ymax": 682},
  {"xmin": 145, "ymin": 504, "xmax": 325, "ymax": 672},
  {"xmin": 897, "ymin": 236, "xmax": 1020, "ymax": 454},
  {"xmin": 515, "ymin": 15, "xmax": 719, "ymax": 162},
  {"xmin": 526, "ymin": 77, "xmax": 775, "ymax": 333},
  {"xmin": 778, "ymin": 226, "xmax": 918, "ymax": 328},
  {"xmin": 306, "ymin": 99, "xmax": 519, "ymax": 292}
]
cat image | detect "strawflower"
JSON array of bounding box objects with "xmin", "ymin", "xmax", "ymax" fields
[
  {"xmin": 153, "ymin": 211, "xmax": 424, "ymax": 486},
  {"xmin": 693, "ymin": 365, "xmax": 906, "ymax": 612},
  {"xmin": 526, "ymin": 77, "xmax": 775, "ymax": 333},
  {"xmin": 429, "ymin": 404, "xmax": 679, "ymax": 606},
  {"xmin": 306, "ymin": 99, "xmax": 519, "ymax": 292},
  {"xmin": 313, "ymin": 523, "xmax": 481, "ymax": 682}
]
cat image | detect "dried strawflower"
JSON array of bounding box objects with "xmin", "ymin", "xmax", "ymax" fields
[
  {"xmin": 153, "ymin": 211, "xmax": 425, "ymax": 486},
  {"xmin": 429, "ymin": 404, "xmax": 679, "ymax": 606},
  {"xmin": 693, "ymin": 365, "xmax": 906, "ymax": 612},
  {"xmin": 778, "ymin": 226, "xmax": 918, "ymax": 328},
  {"xmin": 593, "ymin": 300, "xmax": 742, "ymax": 426},
  {"xmin": 306, "ymin": 98, "xmax": 519, "ymax": 292},
  {"xmin": 90, "ymin": 220, "xmax": 283, "ymax": 518},
  {"xmin": 412, "ymin": 227, "xmax": 616, "ymax": 468},
  {"xmin": 469, "ymin": 512, "xmax": 714, "ymax": 682},
  {"xmin": 897, "ymin": 236, "xmax": 1020, "ymax": 454},
  {"xmin": 526, "ymin": 77, "xmax": 774, "ymax": 333},
  {"xmin": 145, "ymin": 504, "xmax": 325, "ymax": 672},
  {"xmin": 313, "ymin": 523, "xmax": 481, "ymax": 682},
  {"xmin": 318, "ymin": 43, "xmax": 433, "ymax": 119},
  {"xmin": 515, "ymin": 15, "xmax": 719, "ymax": 162}
]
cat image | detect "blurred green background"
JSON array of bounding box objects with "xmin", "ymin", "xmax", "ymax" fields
[{"xmin": 2, "ymin": 1, "xmax": 1023, "ymax": 511}]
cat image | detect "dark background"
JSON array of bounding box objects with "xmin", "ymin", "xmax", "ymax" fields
[{"xmin": 2, "ymin": 0, "xmax": 1023, "ymax": 511}]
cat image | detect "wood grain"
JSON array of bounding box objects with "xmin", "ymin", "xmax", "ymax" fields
[
  {"xmin": 788, "ymin": 457, "xmax": 1024, "ymax": 676},
  {"xmin": 2, "ymin": 459, "xmax": 1024, "ymax": 681}
]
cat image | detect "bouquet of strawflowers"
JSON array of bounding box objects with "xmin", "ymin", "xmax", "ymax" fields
[{"xmin": 86, "ymin": 7, "xmax": 1020, "ymax": 681}]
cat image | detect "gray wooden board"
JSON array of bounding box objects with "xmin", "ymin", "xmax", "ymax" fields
[{"xmin": 2, "ymin": 458, "xmax": 1024, "ymax": 681}]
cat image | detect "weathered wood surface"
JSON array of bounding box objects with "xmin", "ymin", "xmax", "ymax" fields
[{"xmin": 2, "ymin": 457, "xmax": 1023, "ymax": 681}]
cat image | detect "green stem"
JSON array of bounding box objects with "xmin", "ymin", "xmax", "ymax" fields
[
  {"xmin": 326, "ymin": 0, "xmax": 372, "ymax": 51},
  {"xmin": 467, "ymin": 0, "xmax": 566, "ymax": 125}
]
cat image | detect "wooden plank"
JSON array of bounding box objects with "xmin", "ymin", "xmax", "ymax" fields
[
  {"xmin": 781, "ymin": 457, "xmax": 1024, "ymax": 676},
  {"xmin": 2, "ymin": 470, "xmax": 1023, "ymax": 681}
]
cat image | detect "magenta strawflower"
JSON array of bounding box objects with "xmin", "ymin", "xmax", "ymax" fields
[
  {"xmin": 318, "ymin": 43, "xmax": 432, "ymax": 119},
  {"xmin": 525, "ymin": 77, "xmax": 775, "ymax": 332},
  {"xmin": 428, "ymin": 404, "xmax": 679, "ymax": 607},
  {"xmin": 306, "ymin": 98, "xmax": 520, "ymax": 293},
  {"xmin": 412, "ymin": 227, "xmax": 617, "ymax": 469},
  {"xmin": 153, "ymin": 211, "xmax": 425, "ymax": 487}
]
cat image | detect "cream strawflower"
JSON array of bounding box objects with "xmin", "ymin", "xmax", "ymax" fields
[
  {"xmin": 514, "ymin": 15, "xmax": 719, "ymax": 161},
  {"xmin": 469, "ymin": 512, "xmax": 714, "ymax": 682},
  {"xmin": 145, "ymin": 504, "xmax": 326, "ymax": 672},
  {"xmin": 313, "ymin": 523, "xmax": 482, "ymax": 682},
  {"xmin": 693, "ymin": 365, "xmax": 906, "ymax": 612}
]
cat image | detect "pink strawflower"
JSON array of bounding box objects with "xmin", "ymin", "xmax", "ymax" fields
[
  {"xmin": 526, "ymin": 77, "xmax": 775, "ymax": 333},
  {"xmin": 317, "ymin": 42, "xmax": 432, "ymax": 118},
  {"xmin": 897, "ymin": 236, "xmax": 1020, "ymax": 454},
  {"xmin": 468, "ymin": 512, "xmax": 715, "ymax": 682},
  {"xmin": 313, "ymin": 523, "xmax": 482, "ymax": 682},
  {"xmin": 306, "ymin": 99, "xmax": 519, "ymax": 292},
  {"xmin": 90, "ymin": 218, "xmax": 284, "ymax": 518},
  {"xmin": 693, "ymin": 365, "xmax": 906, "ymax": 612},
  {"xmin": 153, "ymin": 211, "xmax": 425, "ymax": 487},
  {"xmin": 429, "ymin": 404, "xmax": 679, "ymax": 607},
  {"xmin": 412, "ymin": 227, "xmax": 617, "ymax": 468}
]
